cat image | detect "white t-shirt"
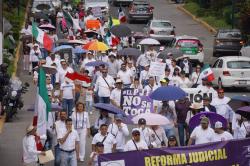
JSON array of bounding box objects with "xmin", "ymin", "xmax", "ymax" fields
[
  {"xmin": 60, "ymin": 82, "xmax": 75, "ymax": 99},
  {"xmin": 110, "ymin": 88, "xmax": 122, "ymax": 107},
  {"xmin": 94, "ymin": 75, "xmax": 115, "ymax": 97},
  {"xmin": 108, "ymin": 123, "xmax": 129, "ymax": 150},
  {"xmin": 58, "ymin": 129, "xmax": 80, "ymax": 151},
  {"xmin": 190, "ymin": 125, "xmax": 215, "ymax": 145},
  {"xmin": 85, "ymin": 89, "xmax": 93, "ymax": 102},
  {"xmin": 22, "ymin": 135, "xmax": 41, "ymax": 164},
  {"xmin": 92, "ymin": 133, "xmax": 117, "ymax": 153},
  {"xmin": 124, "ymin": 139, "xmax": 148, "ymax": 151},
  {"xmin": 213, "ymin": 131, "xmax": 233, "ymax": 142},
  {"xmin": 117, "ymin": 70, "xmax": 132, "ymax": 85}
]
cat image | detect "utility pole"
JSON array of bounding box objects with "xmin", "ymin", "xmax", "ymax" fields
[
  {"xmin": 0, "ymin": 0, "xmax": 3, "ymax": 65},
  {"xmin": 232, "ymin": 0, "xmax": 235, "ymax": 29}
]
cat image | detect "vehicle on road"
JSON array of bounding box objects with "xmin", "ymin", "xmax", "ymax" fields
[
  {"xmin": 31, "ymin": 0, "xmax": 56, "ymax": 15},
  {"xmin": 170, "ymin": 35, "xmax": 204, "ymax": 64},
  {"xmin": 112, "ymin": 0, "xmax": 133, "ymax": 6},
  {"xmin": 84, "ymin": 0, "xmax": 109, "ymax": 17},
  {"xmin": 240, "ymin": 41, "xmax": 250, "ymax": 57},
  {"xmin": 128, "ymin": 1, "xmax": 154, "ymax": 23},
  {"xmin": 144, "ymin": 19, "xmax": 175, "ymax": 43},
  {"xmin": 213, "ymin": 29, "xmax": 244, "ymax": 57},
  {"xmin": 212, "ymin": 56, "xmax": 250, "ymax": 88}
]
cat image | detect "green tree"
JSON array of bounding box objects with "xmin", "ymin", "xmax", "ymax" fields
[{"xmin": 239, "ymin": 0, "xmax": 250, "ymax": 34}]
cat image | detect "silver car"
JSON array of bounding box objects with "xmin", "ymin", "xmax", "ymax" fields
[
  {"xmin": 31, "ymin": 0, "xmax": 55, "ymax": 15},
  {"xmin": 144, "ymin": 19, "xmax": 175, "ymax": 42}
]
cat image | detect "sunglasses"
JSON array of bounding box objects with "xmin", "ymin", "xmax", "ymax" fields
[{"xmin": 133, "ymin": 133, "xmax": 140, "ymax": 136}]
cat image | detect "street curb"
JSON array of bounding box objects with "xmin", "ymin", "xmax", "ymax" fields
[
  {"xmin": 176, "ymin": 5, "xmax": 217, "ymax": 34},
  {"xmin": 12, "ymin": 0, "xmax": 31, "ymax": 77}
]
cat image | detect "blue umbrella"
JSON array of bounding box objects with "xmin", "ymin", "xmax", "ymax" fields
[
  {"xmin": 236, "ymin": 106, "xmax": 250, "ymax": 120},
  {"xmin": 73, "ymin": 47, "xmax": 87, "ymax": 54},
  {"xmin": 149, "ymin": 86, "xmax": 187, "ymax": 101},
  {"xmin": 93, "ymin": 103, "xmax": 126, "ymax": 116},
  {"xmin": 85, "ymin": 61, "xmax": 109, "ymax": 67},
  {"xmin": 228, "ymin": 95, "xmax": 250, "ymax": 110},
  {"xmin": 189, "ymin": 112, "xmax": 228, "ymax": 129},
  {"xmin": 53, "ymin": 45, "xmax": 73, "ymax": 53}
]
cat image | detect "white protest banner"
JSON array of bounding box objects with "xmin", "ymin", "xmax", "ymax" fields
[
  {"xmin": 149, "ymin": 62, "xmax": 166, "ymax": 77},
  {"xmin": 91, "ymin": 7, "xmax": 102, "ymax": 18},
  {"xmin": 182, "ymin": 88, "xmax": 217, "ymax": 103}
]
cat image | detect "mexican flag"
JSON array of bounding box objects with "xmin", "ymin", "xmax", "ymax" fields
[
  {"xmin": 118, "ymin": 7, "xmax": 126, "ymax": 23},
  {"xmin": 32, "ymin": 22, "xmax": 53, "ymax": 51},
  {"xmin": 201, "ymin": 64, "xmax": 215, "ymax": 81},
  {"xmin": 33, "ymin": 68, "xmax": 51, "ymax": 136},
  {"xmin": 108, "ymin": 16, "xmax": 113, "ymax": 29},
  {"xmin": 63, "ymin": 11, "xmax": 81, "ymax": 30}
]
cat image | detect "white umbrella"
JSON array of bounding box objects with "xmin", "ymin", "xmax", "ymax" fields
[
  {"xmin": 132, "ymin": 113, "xmax": 170, "ymax": 125},
  {"xmin": 139, "ymin": 38, "xmax": 160, "ymax": 45},
  {"xmin": 68, "ymin": 40, "xmax": 87, "ymax": 45}
]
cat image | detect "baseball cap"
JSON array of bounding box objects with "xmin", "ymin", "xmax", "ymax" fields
[
  {"xmin": 138, "ymin": 118, "xmax": 146, "ymax": 125},
  {"xmin": 60, "ymin": 59, "xmax": 66, "ymax": 63},
  {"xmin": 168, "ymin": 135, "xmax": 177, "ymax": 141},
  {"xmin": 160, "ymin": 78, "xmax": 167, "ymax": 83},
  {"xmin": 132, "ymin": 128, "xmax": 140, "ymax": 135},
  {"xmin": 215, "ymin": 121, "xmax": 223, "ymax": 129},
  {"xmin": 101, "ymin": 51, "xmax": 106, "ymax": 54},
  {"xmin": 33, "ymin": 43, "xmax": 39, "ymax": 47},
  {"xmin": 200, "ymin": 117, "xmax": 209, "ymax": 124},
  {"xmin": 114, "ymin": 114, "xmax": 123, "ymax": 120},
  {"xmin": 159, "ymin": 46, "xmax": 165, "ymax": 51},
  {"xmin": 109, "ymin": 52, "xmax": 116, "ymax": 57}
]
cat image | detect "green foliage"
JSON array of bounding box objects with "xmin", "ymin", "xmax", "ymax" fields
[{"xmin": 239, "ymin": 0, "xmax": 250, "ymax": 34}]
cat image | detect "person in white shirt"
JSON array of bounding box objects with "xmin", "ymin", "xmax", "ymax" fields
[
  {"xmin": 144, "ymin": 76, "xmax": 158, "ymax": 96},
  {"xmin": 97, "ymin": 51, "xmax": 109, "ymax": 62},
  {"xmin": 55, "ymin": 111, "xmax": 67, "ymax": 166},
  {"xmin": 188, "ymin": 117, "xmax": 215, "ymax": 145},
  {"xmin": 124, "ymin": 128, "xmax": 148, "ymax": 151},
  {"xmin": 58, "ymin": 118, "xmax": 80, "ymax": 166},
  {"xmin": 169, "ymin": 59, "xmax": 181, "ymax": 77},
  {"xmin": 22, "ymin": 125, "xmax": 46, "ymax": 166},
  {"xmin": 233, "ymin": 116, "xmax": 250, "ymax": 139},
  {"xmin": 107, "ymin": 53, "xmax": 119, "ymax": 79},
  {"xmin": 110, "ymin": 79, "xmax": 123, "ymax": 108},
  {"xmin": 139, "ymin": 64, "xmax": 150, "ymax": 87},
  {"xmin": 136, "ymin": 54, "xmax": 150, "ymax": 74},
  {"xmin": 60, "ymin": 79, "xmax": 75, "ymax": 116},
  {"xmin": 213, "ymin": 121, "xmax": 233, "ymax": 142},
  {"xmin": 130, "ymin": 78, "xmax": 143, "ymax": 89},
  {"xmin": 71, "ymin": 102, "xmax": 90, "ymax": 162},
  {"xmin": 108, "ymin": 114, "xmax": 129, "ymax": 152},
  {"xmin": 94, "ymin": 68, "xmax": 115, "ymax": 103},
  {"xmin": 177, "ymin": 71, "xmax": 192, "ymax": 88},
  {"xmin": 81, "ymin": 52, "xmax": 96, "ymax": 76},
  {"xmin": 127, "ymin": 60, "xmax": 136, "ymax": 79},
  {"xmin": 117, "ymin": 63, "xmax": 133, "ymax": 88},
  {"xmin": 92, "ymin": 124, "xmax": 117, "ymax": 153},
  {"xmin": 88, "ymin": 142, "xmax": 104, "ymax": 166},
  {"xmin": 138, "ymin": 118, "xmax": 157, "ymax": 149},
  {"xmin": 57, "ymin": 60, "xmax": 74, "ymax": 84},
  {"xmin": 29, "ymin": 44, "xmax": 42, "ymax": 71},
  {"xmin": 94, "ymin": 111, "xmax": 113, "ymax": 131},
  {"xmin": 45, "ymin": 53, "xmax": 60, "ymax": 67},
  {"xmin": 151, "ymin": 125, "xmax": 168, "ymax": 148},
  {"xmin": 191, "ymin": 64, "xmax": 202, "ymax": 86}
]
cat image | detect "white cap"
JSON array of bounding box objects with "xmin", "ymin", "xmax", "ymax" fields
[
  {"xmin": 115, "ymin": 79, "xmax": 123, "ymax": 83},
  {"xmin": 132, "ymin": 128, "xmax": 140, "ymax": 134},
  {"xmin": 33, "ymin": 43, "xmax": 39, "ymax": 47},
  {"xmin": 109, "ymin": 52, "xmax": 116, "ymax": 57},
  {"xmin": 60, "ymin": 59, "xmax": 66, "ymax": 63},
  {"xmin": 159, "ymin": 46, "xmax": 164, "ymax": 51},
  {"xmin": 215, "ymin": 121, "xmax": 223, "ymax": 129}
]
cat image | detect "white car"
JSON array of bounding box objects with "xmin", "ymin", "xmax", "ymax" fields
[
  {"xmin": 85, "ymin": 0, "xmax": 109, "ymax": 16},
  {"xmin": 171, "ymin": 35, "xmax": 204, "ymax": 63},
  {"xmin": 144, "ymin": 19, "xmax": 175, "ymax": 42},
  {"xmin": 212, "ymin": 56, "xmax": 250, "ymax": 88},
  {"xmin": 31, "ymin": 0, "xmax": 55, "ymax": 14},
  {"xmin": 240, "ymin": 41, "xmax": 250, "ymax": 57}
]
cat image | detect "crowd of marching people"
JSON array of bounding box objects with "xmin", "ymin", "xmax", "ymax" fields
[{"xmin": 20, "ymin": 1, "xmax": 250, "ymax": 166}]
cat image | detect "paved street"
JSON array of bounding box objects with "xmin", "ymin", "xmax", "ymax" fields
[{"xmin": 0, "ymin": 1, "xmax": 249, "ymax": 166}]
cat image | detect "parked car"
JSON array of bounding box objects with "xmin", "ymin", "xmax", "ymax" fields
[
  {"xmin": 213, "ymin": 29, "xmax": 244, "ymax": 57},
  {"xmin": 212, "ymin": 56, "xmax": 250, "ymax": 88},
  {"xmin": 31, "ymin": 0, "xmax": 55, "ymax": 15},
  {"xmin": 51, "ymin": 0, "xmax": 61, "ymax": 9},
  {"xmin": 128, "ymin": 1, "xmax": 154, "ymax": 23},
  {"xmin": 170, "ymin": 35, "xmax": 204, "ymax": 64},
  {"xmin": 240, "ymin": 41, "xmax": 250, "ymax": 57},
  {"xmin": 144, "ymin": 19, "xmax": 175, "ymax": 43},
  {"xmin": 113, "ymin": 0, "xmax": 133, "ymax": 6}
]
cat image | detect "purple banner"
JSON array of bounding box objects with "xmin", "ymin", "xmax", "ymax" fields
[
  {"xmin": 99, "ymin": 138, "xmax": 250, "ymax": 166},
  {"xmin": 121, "ymin": 88, "xmax": 154, "ymax": 120}
]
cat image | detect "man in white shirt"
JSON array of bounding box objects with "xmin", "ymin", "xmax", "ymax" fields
[
  {"xmin": 213, "ymin": 121, "xmax": 233, "ymax": 142},
  {"xmin": 30, "ymin": 44, "xmax": 42, "ymax": 71},
  {"xmin": 60, "ymin": 79, "xmax": 75, "ymax": 116},
  {"xmin": 94, "ymin": 68, "xmax": 115, "ymax": 103},
  {"xmin": 55, "ymin": 111, "xmax": 67, "ymax": 166},
  {"xmin": 144, "ymin": 77, "xmax": 158, "ymax": 96},
  {"xmin": 127, "ymin": 60, "xmax": 136, "ymax": 79},
  {"xmin": 108, "ymin": 114, "xmax": 129, "ymax": 152},
  {"xmin": 107, "ymin": 53, "xmax": 119, "ymax": 79},
  {"xmin": 97, "ymin": 51, "xmax": 109, "ymax": 62},
  {"xmin": 136, "ymin": 53, "xmax": 150, "ymax": 74},
  {"xmin": 139, "ymin": 64, "xmax": 150, "ymax": 87},
  {"xmin": 188, "ymin": 117, "xmax": 215, "ymax": 145},
  {"xmin": 22, "ymin": 125, "xmax": 46, "ymax": 166},
  {"xmin": 110, "ymin": 79, "xmax": 123, "ymax": 107},
  {"xmin": 57, "ymin": 60, "xmax": 74, "ymax": 83},
  {"xmin": 45, "ymin": 53, "xmax": 60, "ymax": 67},
  {"xmin": 81, "ymin": 51, "xmax": 96, "ymax": 76},
  {"xmin": 58, "ymin": 118, "xmax": 80, "ymax": 166},
  {"xmin": 124, "ymin": 128, "xmax": 148, "ymax": 151},
  {"xmin": 117, "ymin": 63, "xmax": 133, "ymax": 88},
  {"xmin": 92, "ymin": 124, "xmax": 117, "ymax": 153}
]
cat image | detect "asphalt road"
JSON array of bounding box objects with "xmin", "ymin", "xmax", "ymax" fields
[{"xmin": 0, "ymin": 1, "xmax": 249, "ymax": 166}]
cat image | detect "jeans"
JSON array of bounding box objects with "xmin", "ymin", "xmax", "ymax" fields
[
  {"xmin": 75, "ymin": 92, "xmax": 80, "ymax": 104},
  {"xmin": 99, "ymin": 97, "xmax": 110, "ymax": 104},
  {"xmin": 54, "ymin": 144, "xmax": 61, "ymax": 166},
  {"xmin": 62, "ymin": 99, "xmax": 74, "ymax": 116},
  {"xmin": 178, "ymin": 123, "xmax": 186, "ymax": 146},
  {"xmin": 86, "ymin": 101, "xmax": 93, "ymax": 113},
  {"xmin": 40, "ymin": 48, "xmax": 48, "ymax": 59},
  {"xmin": 60, "ymin": 151, "xmax": 77, "ymax": 166},
  {"xmin": 164, "ymin": 127, "xmax": 175, "ymax": 138}
]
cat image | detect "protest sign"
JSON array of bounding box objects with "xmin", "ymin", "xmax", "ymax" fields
[
  {"xmin": 149, "ymin": 62, "xmax": 166, "ymax": 77},
  {"xmin": 91, "ymin": 7, "xmax": 102, "ymax": 18},
  {"xmin": 99, "ymin": 138, "xmax": 250, "ymax": 166},
  {"xmin": 183, "ymin": 88, "xmax": 216, "ymax": 103},
  {"xmin": 121, "ymin": 88, "xmax": 154, "ymax": 119}
]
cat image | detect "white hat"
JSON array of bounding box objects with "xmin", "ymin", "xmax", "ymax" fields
[
  {"xmin": 26, "ymin": 125, "xmax": 36, "ymax": 134},
  {"xmin": 132, "ymin": 128, "xmax": 140, "ymax": 134},
  {"xmin": 115, "ymin": 79, "xmax": 123, "ymax": 83},
  {"xmin": 215, "ymin": 121, "xmax": 223, "ymax": 129},
  {"xmin": 33, "ymin": 43, "xmax": 39, "ymax": 47},
  {"xmin": 190, "ymin": 102, "xmax": 203, "ymax": 109},
  {"xmin": 159, "ymin": 46, "xmax": 165, "ymax": 51},
  {"xmin": 112, "ymin": 46, "xmax": 117, "ymax": 49},
  {"xmin": 109, "ymin": 52, "xmax": 116, "ymax": 57},
  {"xmin": 60, "ymin": 59, "xmax": 66, "ymax": 63}
]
